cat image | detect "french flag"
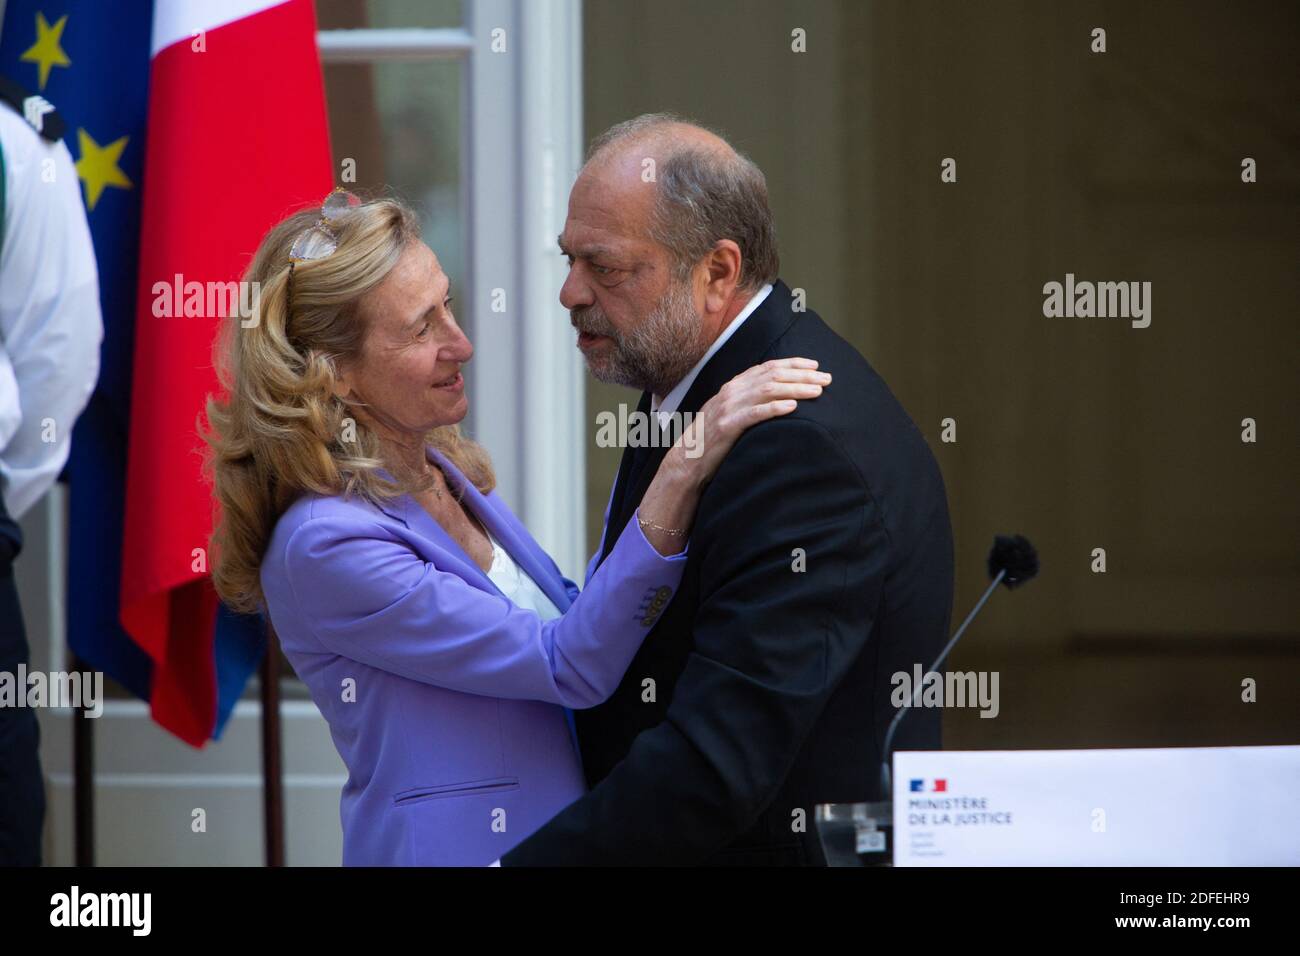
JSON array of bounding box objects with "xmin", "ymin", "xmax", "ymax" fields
[{"xmin": 120, "ymin": 0, "xmax": 332, "ymax": 745}]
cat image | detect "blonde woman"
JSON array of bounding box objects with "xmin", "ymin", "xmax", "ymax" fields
[{"xmin": 204, "ymin": 192, "xmax": 827, "ymax": 866}]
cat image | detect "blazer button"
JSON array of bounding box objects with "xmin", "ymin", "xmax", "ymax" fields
[{"xmin": 641, "ymin": 586, "xmax": 673, "ymax": 625}]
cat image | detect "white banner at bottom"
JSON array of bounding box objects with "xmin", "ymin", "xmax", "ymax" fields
[{"xmin": 892, "ymin": 745, "xmax": 1300, "ymax": 865}]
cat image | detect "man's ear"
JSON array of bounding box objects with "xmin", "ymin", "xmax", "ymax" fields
[{"xmin": 703, "ymin": 239, "xmax": 743, "ymax": 315}]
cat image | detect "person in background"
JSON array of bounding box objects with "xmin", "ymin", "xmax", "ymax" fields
[{"xmin": 0, "ymin": 78, "xmax": 103, "ymax": 866}]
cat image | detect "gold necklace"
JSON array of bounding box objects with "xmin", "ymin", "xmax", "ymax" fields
[{"xmin": 401, "ymin": 459, "xmax": 444, "ymax": 500}]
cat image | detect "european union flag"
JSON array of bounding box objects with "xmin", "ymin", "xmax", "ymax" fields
[{"xmin": 1, "ymin": 1, "xmax": 157, "ymax": 703}]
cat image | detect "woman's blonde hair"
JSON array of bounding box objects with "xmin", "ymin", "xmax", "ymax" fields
[{"xmin": 204, "ymin": 195, "xmax": 495, "ymax": 614}]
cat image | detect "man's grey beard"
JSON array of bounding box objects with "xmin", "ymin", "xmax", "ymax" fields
[{"xmin": 571, "ymin": 277, "xmax": 707, "ymax": 397}]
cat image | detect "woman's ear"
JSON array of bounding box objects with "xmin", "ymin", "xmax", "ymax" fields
[{"xmin": 327, "ymin": 355, "xmax": 353, "ymax": 401}]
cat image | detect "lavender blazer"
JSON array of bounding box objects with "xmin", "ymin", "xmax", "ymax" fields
[{"xmin": 260, "ymin": 446, "xmax": 685, "ymax": 866}]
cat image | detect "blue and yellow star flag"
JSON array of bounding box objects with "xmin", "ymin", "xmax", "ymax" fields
[
  {"xmin": 1, "ymin": 0, "xmax": 267, "ymax": 742},
  {"xmin": 1, "ymin": 1, "xmax": 156, "ymax": 704}
]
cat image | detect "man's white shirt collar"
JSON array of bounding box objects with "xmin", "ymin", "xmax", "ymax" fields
[{"xmin": 650, "ymin": 283, "xmax": 773, "ymax": 427}]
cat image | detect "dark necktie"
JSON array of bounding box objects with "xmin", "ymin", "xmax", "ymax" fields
[{"xmin": 598, "ymin": 419, "xmax": 658, "ymax": 567}]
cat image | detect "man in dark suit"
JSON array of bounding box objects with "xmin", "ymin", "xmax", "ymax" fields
[{"xmin": 502, "ymin": 113, "xmax": 954, "ymax": 865}]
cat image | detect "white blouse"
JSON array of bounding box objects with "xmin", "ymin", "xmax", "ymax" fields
[
  {"xmin": 484, "ymin": 532, "xmax": 562, "ymax": 621},
  {"xmin": 484, "ymin": 532, "xmax": 566, "ymax": 869}
]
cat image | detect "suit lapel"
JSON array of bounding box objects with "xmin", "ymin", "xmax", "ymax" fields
[
  {"xmin": 598, "ymin": 279, "xmax": 800, "ymax": 565},
  {"xmin": 599, "ymin": 389, "xmax": 653, "ymax": 564}
]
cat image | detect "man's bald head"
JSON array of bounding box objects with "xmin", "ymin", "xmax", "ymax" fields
[
  {"xmin": 586, "ymin": 116, "xmax": 735, "ymax": 171},
  {"xmin": 579, "ymin": 113, "xmax": 779, "ymax": 293}
]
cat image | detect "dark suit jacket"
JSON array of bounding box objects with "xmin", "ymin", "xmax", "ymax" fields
[{"xmin": 503, "ymin": 278, "xmax": 954, "ymax": 865}]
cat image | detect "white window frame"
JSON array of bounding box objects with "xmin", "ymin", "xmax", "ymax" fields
[{"xmin": 319, "ymin": 0, "xmax": 586, "ymax": 579}]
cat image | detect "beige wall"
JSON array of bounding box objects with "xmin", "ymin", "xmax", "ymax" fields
[{"xmin": 583, "ymin": 0, "xmax": 1299, "ymax": 749}]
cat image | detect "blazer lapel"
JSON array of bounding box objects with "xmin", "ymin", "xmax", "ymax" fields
[
  {"xmin": 379, "ymin": 481, "xmax": 501, "ymax": 599},
  {"xmin": 425, "ymin": 446, "xmax": 574, "ymax": 612}
]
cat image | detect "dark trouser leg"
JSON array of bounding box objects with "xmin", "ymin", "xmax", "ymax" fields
[{"xmin": 0, "ymin": 501, "xmax": 44, "ymax": 866}]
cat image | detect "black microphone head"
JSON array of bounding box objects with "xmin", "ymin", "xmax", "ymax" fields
[{"xmin": 988, "ymin": 534, "xmax": 1039, "ymax": 589}]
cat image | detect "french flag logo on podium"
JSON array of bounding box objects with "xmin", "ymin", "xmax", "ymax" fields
[{"xmin": 910, "ymin": 778, "xmax": 948, "ymax": 792}]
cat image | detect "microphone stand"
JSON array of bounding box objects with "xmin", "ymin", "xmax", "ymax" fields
[
  {"xmin": 813, "ymin": 533, "xmax": 1037, "ymax": 867},
  {"xmin": 878, "ymin": 568, "xmax": 1006, "ymax": 797}
]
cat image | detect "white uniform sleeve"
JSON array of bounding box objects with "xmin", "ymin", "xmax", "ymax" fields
[{"xmin": 0, "ymin": 108, "xmax": 103, "ymax": 518}]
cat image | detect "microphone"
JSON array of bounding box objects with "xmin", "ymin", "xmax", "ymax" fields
[{"xmin": 878, "ymin": 534, "xmax": 1039, "ymax": 797}]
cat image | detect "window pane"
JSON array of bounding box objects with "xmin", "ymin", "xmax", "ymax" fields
[
  {"xmin": 323, "ymin": 59, "xmax": 464, "ymax": 299},
  {"xmin": 317, "ymin": 0, "xmax": 463, "ymax": 30}
]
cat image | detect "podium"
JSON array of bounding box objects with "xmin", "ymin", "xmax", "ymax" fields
[{"xmin": 815, "ymin": 744, "xmax": 1300, "ymax": 866}]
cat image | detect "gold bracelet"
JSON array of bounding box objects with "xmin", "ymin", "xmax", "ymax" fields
[{"xmin": 637, "ymin": 515, "xmax": 689, "ymax": 537}]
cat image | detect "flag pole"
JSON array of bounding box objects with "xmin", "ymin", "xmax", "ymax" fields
[
  {"xmin": 260, "ymin": 624, "xmax": 285, "ymax": 866},
  {"xmin": 70, "ymin": 651, "xmax": 95, "ymax": 866}
]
